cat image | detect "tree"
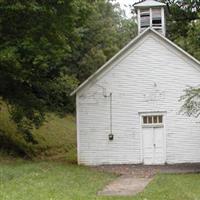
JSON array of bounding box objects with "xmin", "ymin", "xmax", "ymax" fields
[
  {"xmin": 0, "ymin": 1, "xmax": 82, "ymax": 139},
  {"xmin": 0, "ymin": 0, "xmax": 137, "ymax": 140},
  {"xmin": 69, "ymin": 1, "xmax": 137, "ymax": 82},
  {"xmin": 180, "ymin": 87, "xmax": 200, "ymax": 117},
  {"xmin": 185, "ymin": 18, "xmax": 200, "ymax": 60},
  {"xmin": 131, "ymin": 0, "xmax": 200, "ymax": 60},
  {"xmin": 162, "ymin": 1, "xmax": 200, "ymax": 117},
  {"xmin": 164, "ymin": 0, "xmax": 200, "ymax": 39},
  {"xmin": 162, "ymin": 0, "xmax": 200, "ymax": 59}
]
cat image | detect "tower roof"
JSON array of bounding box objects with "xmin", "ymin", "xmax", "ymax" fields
[{"xmin": 134, "ymin": 0, "xmax": 166, "ymax": 8}]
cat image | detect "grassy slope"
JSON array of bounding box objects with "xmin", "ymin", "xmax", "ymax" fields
[
  {"xmin": 1, "ymin": 103, "xmax": 200, "ymax": 199},
  {"xmin": 0, "ymin": 102, "xmax": 76, "ymax": 162},
  {"xmin": 0, "ymin": 161, "xmax": 115, "ymax": 200},
  {"xmin": 0, "ymin": 161, "xmax": 200, "ymax": 200}
]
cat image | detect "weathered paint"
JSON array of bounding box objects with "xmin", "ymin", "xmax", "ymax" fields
[{"xmin": 76, "ymin": 31, "xmax": 200, "ymax": 165}]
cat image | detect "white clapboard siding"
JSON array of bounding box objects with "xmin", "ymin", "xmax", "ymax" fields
[{"xmin": 76, "ymin": 31, "xmax": 200, "ymax": 165}]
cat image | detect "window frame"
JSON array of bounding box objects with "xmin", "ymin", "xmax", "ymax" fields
[
  {"xmin": 152, "ymin": 8, "xmax": 162, "ymax": 28},
  {"xmin": 139, "ymin": 8, "xmax": 163, "ymax": 32},
  {"xmin": 140, "ymin": 113, "xmax": 164, "ymax": 128},
  {"xmin": 140, "ymin": 9, "xmax": 150, "ymax": 30}
]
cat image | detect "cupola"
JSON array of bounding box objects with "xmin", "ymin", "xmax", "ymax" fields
[{"xmin": 134, "ymin": 0, "xmax": 166, "ymax": 36}]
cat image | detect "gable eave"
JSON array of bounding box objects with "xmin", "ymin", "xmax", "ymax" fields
[
  {"xmin": 150, "ymin": 28, "xmax": 200, "ymax": 68},
  {"xmin": 70, "ymin": 28, "xmax": 152, "ymax": 96},
  {"xmin": 71, "ymin": 28, "xmax": 200, "ymax": 96}
]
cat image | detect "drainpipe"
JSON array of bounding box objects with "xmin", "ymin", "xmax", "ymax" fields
[
  {"xmin": 100, "ymin": 85, "xmax": 113, "ymax": 141},
  {"xmin": 109, "ymin": 93, "xmax": 113, "ymax": 138},
  {"xmin": 105, "ymin": 92, "xmax": 113, "ymax": 141}
]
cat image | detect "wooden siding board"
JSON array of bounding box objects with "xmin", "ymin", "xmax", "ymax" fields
[{"xmin": 77, "ymin": 32, "xmax": 200, "ymax": 165}]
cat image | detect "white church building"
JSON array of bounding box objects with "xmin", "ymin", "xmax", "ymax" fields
[{"xmin": 71, "ymin": 0, "xmax": 200, "ymax": 165}]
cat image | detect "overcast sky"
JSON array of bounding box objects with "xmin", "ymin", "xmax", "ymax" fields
[{"xmin": 114, "ymin": 0, "xmax": 138, "ymax": 18}]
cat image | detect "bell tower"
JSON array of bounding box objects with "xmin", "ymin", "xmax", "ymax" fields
[{"xmin": 134, "ymin": 0, "xmax": 166, "ymax": 36}]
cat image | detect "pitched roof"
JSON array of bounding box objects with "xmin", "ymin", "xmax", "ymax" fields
[
  {"xmin": 71, "ymin": 28, "xmax": 200, "ymax": 96},
  {"xmin": 134, "ymin": 0, "xmax": 166, "ymax": 8}
]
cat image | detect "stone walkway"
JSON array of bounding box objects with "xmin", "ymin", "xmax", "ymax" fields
[
  {"xmin": 96, "ymin": 164, "xmax": 200, "ymax": 196},
  {"xmin": 98, "ymin": 175, "xmax": 152, "ymax": 196}
]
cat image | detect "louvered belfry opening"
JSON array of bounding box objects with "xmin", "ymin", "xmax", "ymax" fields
[{"xmin": 134, "ymin": 0, "xmax": 166, "ymax": 36}]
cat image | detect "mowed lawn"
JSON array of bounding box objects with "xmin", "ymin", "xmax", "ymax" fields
[
  {"xmin": 1, "ymin": 161, "xmax": 200, "ymax": 200},
  {"xmin": 1, "ymin": 101, "xmax": 200, "ymax": 200}
]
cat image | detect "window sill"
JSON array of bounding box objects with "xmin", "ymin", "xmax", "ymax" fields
[{"xmin": 142, "ymin": 124, "xmax": 164, "ymax": 128}]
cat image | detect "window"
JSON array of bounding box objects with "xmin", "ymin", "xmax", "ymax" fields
[
  {"xmin": 152, "ymin": 9, "xmax": 162, "ymax": 27},
  {"xmin": 143, "ymin": 115, "xmax": 163, "ymax": 125},
  {"xmin": 140, "ymin": 9, "xmax": 150, "ymax": 29},
  {"xmin": 143, "ymin": 116, "xmax": 148, "ymax": 124}
]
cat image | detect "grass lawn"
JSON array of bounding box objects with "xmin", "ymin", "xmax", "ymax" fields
[
  {"xmin": 1, "ymin": 102, "xmax": 200, "ymax": 200},
  {"xmin": 1, "ymin": 161, "xmax": 200, "ymax": 200}
]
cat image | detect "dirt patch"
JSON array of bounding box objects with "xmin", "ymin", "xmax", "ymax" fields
[{"xmin": 94, "ymin": 163, "xmax": 200, "ymax": 178}]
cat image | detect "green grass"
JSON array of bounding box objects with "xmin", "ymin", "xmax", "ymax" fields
[
  {"xmin": 138, "ymin": 173, "xmax": 200, "ymax": 200},
  {"xmin": 0, "ymin": 161, "xmax": 115, "ymax": 200},
  {"xmin": 0, "ymin": 161, "xmax": 200, "ymax": 200},
  {"xmin": 0, "ymin": 102, "xmax": 76, "ymax": 161},
  {"xmin": 1, "ymin": 102, "xmax": 200, "ymax": 200}
]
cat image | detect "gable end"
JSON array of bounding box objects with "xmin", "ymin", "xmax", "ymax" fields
[{"xmin": 71, "ymin": 28, "xmax": 200, "ymax": 96}]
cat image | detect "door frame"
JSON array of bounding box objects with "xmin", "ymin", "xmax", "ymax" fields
[{"xmin": 139, "ymin": 111, "xmax": 167, "ymax": 164}]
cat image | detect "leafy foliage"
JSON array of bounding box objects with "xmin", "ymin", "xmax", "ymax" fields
[
  {"xmin": 0, "ymin": 1, "xmax": 79, "ymax": 136},
  {"xmin": 164, "ymin": 0, "xmax": 200, "ymax": 38},
  {"xmin": 0, "ymin": 0, "xmax": 137, "ymax": 138},
  {"xmin": 0, "ymin": 101, "xmax": 76, "ymax": 160},
  {"xmin": 163, "ymin": 0, "xmax": 200, "ymax": 60},
  {"xmin": 180, "ymin": 87, "xmax": 200, "ymax": 117},
  {"xmin": 68, "ymin": 1, "xmax": 137, "ymax": 82},
  {"xmin": 0, "ymin": 0, "xmax": 200, "ymax": 139},
  {"xmin": 161, "ymin": 0, "xmax": 200, "ymax": 117}
]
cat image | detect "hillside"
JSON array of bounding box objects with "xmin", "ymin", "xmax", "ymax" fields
[{"xmin": 0, "ymin": 102, "xmax": 76, "ymax": 162}]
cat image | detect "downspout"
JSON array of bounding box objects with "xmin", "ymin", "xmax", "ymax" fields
[
  {"xmin": 110, "ymin": 93, "xmax": 113, "ymax": 137},
  {"xmin": 99, "ymin": 84, "xmax": 113, "ymax": 140}
]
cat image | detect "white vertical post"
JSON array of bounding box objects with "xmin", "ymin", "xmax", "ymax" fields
[
  {"xmin": 76, "ymin": 94, "xmax": 80, "ymax": 164},
  {"xmin": 138, "ymin": 8, "xmax": 141, "ymax": 34},
  {"xmin": 161, "ymin": 7, "xmax": 165, "ymax": 36},
  {"xmin": 150, "ymin": 8, "xmax": 152, "ymax": 28}
]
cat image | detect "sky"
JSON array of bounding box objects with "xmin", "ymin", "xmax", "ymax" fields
[{"xmin": 114, "ymin": 0, "xmax": 138, "ymax": 18}]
